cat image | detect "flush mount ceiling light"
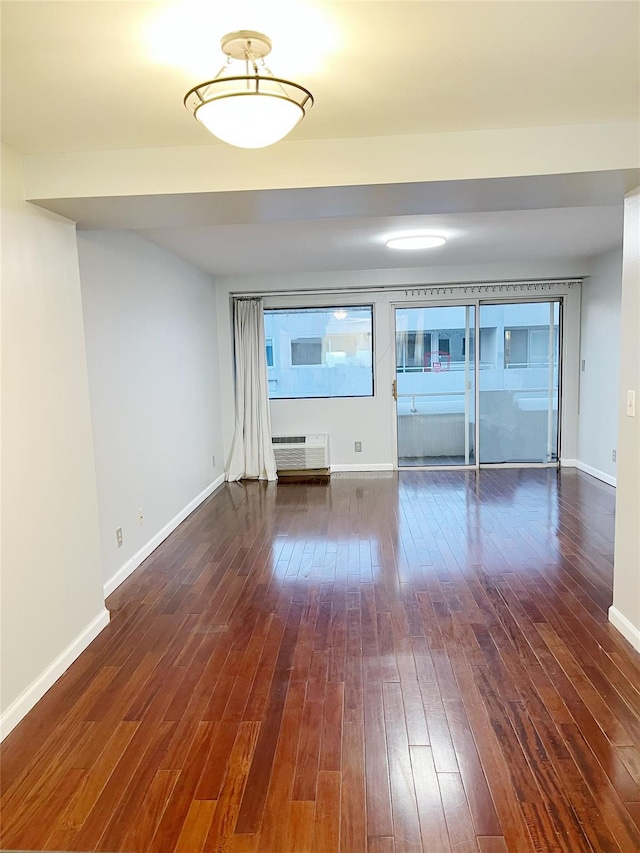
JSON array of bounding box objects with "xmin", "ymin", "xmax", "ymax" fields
[
  {"xmin": 333, "ymin": 309, "xmax": 348, "ymax": 320},
  {"xmin": 184, "ymin": 30, "xmax": 314, "ymax": 149},
  {"xmin": 385, "ymin": 234, "xmax": 447, "ymax": 250}
]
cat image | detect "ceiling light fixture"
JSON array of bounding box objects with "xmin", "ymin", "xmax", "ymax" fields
[
  {"xmin": 184, "ymin": 30, "xmax": 314, "ymax": 149},
  {"xmin": 385, "ymin": 234, "xmax": 447, "ymax": 250},
  {"xmin": 333, "ymin": 309, "xmax": 348, "ymax": 320}
]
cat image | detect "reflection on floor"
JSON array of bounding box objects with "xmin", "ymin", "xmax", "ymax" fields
[
  {"xmin": 400, "ymin": 456, "xmax": 558, "ymax": 466},
  {"xmin": 400, "ymin": 455, "xmax": 468, "ymax": 466}
]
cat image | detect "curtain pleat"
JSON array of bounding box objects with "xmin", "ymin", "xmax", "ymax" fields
[{"xmin": 226, "ymin": 298, "xmax": 277, "ymax": 482}]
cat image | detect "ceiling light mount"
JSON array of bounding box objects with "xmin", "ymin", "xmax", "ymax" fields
[
  {"xmin": 220, "ymin": 30, "xmax": 272, "ymax": 62},
  {"xmin": 184, "ymin": 30, "xmax": 314, "ymax": 149}
]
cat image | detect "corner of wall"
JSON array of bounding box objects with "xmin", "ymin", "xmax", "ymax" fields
[
  {"xmin": 612, "ymin": 186, "xmax": 640, "ymax": 649},
  {"xmin": 609, "ymin": 606, "xmax": 640, "ymax": 653},
  {"xmin": 0, "ymin": 608, "xmax": 110, "ymax": 742}
]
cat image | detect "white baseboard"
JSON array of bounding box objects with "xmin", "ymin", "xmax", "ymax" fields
[
  {"xmin": 609, "ymin": 606, "xmax": 640, "ymax": 653},
  {"xmin": 574, "ymin": 460, "xmax": 617, "ymax": 487},
  {"xmin": 104, "ymin": 475, "xmax": 225, "ymax": 598},
  {"xmin": 331, "ymin": 463, "xmax": 395, "ymax": 473},
  {"xmin": 560, "ymin": 458, "xmax": 577, "ymax": 467},
  {"xmin": 0, "ymin": 607, "xmax": 110, "ymax": 742}
]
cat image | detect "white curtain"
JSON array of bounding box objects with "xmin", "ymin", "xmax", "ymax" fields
[{"xmin": 226, "ymin": 298, "xmax": 277, "ymax": 482}]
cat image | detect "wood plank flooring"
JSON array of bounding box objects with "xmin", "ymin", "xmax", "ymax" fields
[{"xmin": 2, "ymin": 468, "xmax": 640, "ymax": 852}]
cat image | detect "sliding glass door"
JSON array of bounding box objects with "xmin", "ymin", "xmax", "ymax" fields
[
  {"xmin": 395, "ymin": 300, "xmax": 561, "ymax": 468},
  {"xmin": 395, "ymin": 305, "xmax": 475, "ymax": 466},
  {"xmin": 478, "ymin": 301, "xmax": 560, "ymax": 463}
]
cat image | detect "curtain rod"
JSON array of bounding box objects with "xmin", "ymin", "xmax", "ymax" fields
[{"xmin": 230, "ymin": 278, "xmax": 582, "ymax": 299}]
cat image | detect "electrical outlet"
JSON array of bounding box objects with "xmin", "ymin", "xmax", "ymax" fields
[
  {"xmin": 627, "ymin": 390, "xmax": 636, "ymax": 418},
  {"xmin": 138, "ymin": 507, "xmax": 144, "ymax": 525},
  {"xmin": 612, "ymin": 450, "xmax": 617, "ymax": 462},
  {"xmin": 354, "ymin": 441, "xmax": 362, "ymax": 452},
  {"xmin": 581, "ymin": 359, "xmax": 586, "ymax": 372},
  {"xmin": 212, "ymin": 454, "xmax": 216, "ymax": 468},
  {"xmin": 116, "ymin": 527, "xmax": 123, "ymax": 547}
]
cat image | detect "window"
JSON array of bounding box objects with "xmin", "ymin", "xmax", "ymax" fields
[
  {"xmin": 504, "ymin": 328, "xmax": 529, "ymax": 367},
  {"xmin": 291, "ymin": 338, "xmax": 322, "ymax": 365},
  {"xmin": 437, "ymin": 329, "xmax": 466, "ymax": 363},
  {"xmin": 396, "ymin": 328, "xmax": 476, "ymax": 371},
  {"xmin": 396, "ymin": 331, "xmax": 431, "ymax": 371},
  {"xmin": 504, "ymin": 326, "xmax": 558, "ymax": 368},
  {"xmin": 264, "ymin": 306, "xmax": 374, "ymax": 399}
]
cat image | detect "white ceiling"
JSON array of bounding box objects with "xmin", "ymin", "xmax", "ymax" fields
[
  {"xmin": 2, "ymin": 1, "xmax": 638, "ymax": 276},
  {"xmin": 2, "ymin": 1, "xmax": 638, "ymax": 154},
  {"xmin": 136, "ymin": 206, "xmax": 624, "ymax": 276}
]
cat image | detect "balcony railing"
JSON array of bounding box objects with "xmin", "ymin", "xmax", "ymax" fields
[{"xmin": 397, "ymin": 389, "xmax": 556, "ymax": 415}]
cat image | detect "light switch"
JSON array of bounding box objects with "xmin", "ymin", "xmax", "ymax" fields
[{"xmin": 627, "ymin": 390, "xmax": 636, "ymax": 418}]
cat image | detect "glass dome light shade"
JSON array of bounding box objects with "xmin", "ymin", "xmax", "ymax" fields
[
  {"xmin": 185, "ymin": 32, "xmax": 313, "ymax": 149},
  {"xmin": 195, "ymin": 92, "xmax": 304, "ymax": 148}
]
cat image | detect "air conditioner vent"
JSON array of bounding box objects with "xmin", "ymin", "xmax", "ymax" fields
[{"xmin": 271, "ymin": 434, "xmax": 329, "ymax": 472}]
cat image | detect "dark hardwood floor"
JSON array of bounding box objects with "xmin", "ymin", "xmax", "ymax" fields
[{"xmin": 2, "ymin": 468, "xmax": 640, "ymax": 852}]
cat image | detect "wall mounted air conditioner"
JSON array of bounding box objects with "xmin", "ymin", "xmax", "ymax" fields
[{"xmin": 271, "ymin": 433, "xmax": 329, "ymax": 472}]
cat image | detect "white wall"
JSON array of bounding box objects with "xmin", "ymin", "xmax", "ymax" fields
[
  {"xmin": 1, "ymin": 145, "xmax": 107, "ymax": 738},
  {"xmin": 23, "ymin": 123, "xmax": 639, "ymax": 203},
  {"xmin": 611, "ymin": 187, "xmax": 640, "ymax": 651},
  {"xmin": 77, "ymin": 231, "xmax": 223, "ymax": 593},
  {"xmin": 216, "ymin": 262, "xmax": 584, "ymax": 471},
  {"xmin": 577, "ymin": 247, "xmax": 623, "ymax": 484}
]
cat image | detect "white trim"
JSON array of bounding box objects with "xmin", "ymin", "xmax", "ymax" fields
[
  {"xmin": 575, "ymin": 460, "xmax": 617, "ymax": 487},
  {"xmin": 609, "ymin": 606, "xmax": 640, "ymax": 653},
  {"xmin": 560, "ymin": 458, "xmax": 577, "ymax": 467},
  {"xmin": 0, "ymin": 608, "xmax": 110, "ymax": 742},
  {"xmin": 104, "ymin": 476, "xmax": 225, "ymax": 598},
  {"xmin": 331, "ymin": 463, "xmax": 394, "ymax": 473}
]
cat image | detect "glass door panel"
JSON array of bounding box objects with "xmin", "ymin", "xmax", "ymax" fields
[
  {"xmin": 395, "ymin": 305, "xmax": 476, "ymax": 467},
  {"xmin": 478, "ymin": 301, "xmax": 560, "ymax": 463}
]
